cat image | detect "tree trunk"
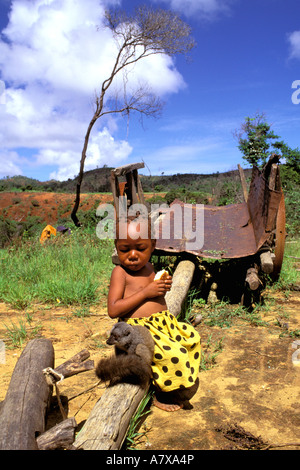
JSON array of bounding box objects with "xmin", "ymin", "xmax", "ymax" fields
[
  {"xmin": 71, "ymin": 182, "xmax": 83, "ymax": 227},
  {"xmin": 0, "ymin": 338, "xmax": 54, "ymax": 450},
  {"xmin": 71, "ymin": 117, "xmax": 98, "ymax": 227}
]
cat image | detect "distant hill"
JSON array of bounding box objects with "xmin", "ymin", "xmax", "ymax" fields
[
  {"xmin": 0, "ymin": 165, "xmax": 253, "ymax": 195},
  {"xmin": 0, "ymin": 166, "xmax": 114, "ymax": 193}
]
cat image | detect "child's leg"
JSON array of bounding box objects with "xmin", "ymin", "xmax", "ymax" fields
[{"xmin": 153, "ymin": 377, "xmax": 199, "ymax": 412}]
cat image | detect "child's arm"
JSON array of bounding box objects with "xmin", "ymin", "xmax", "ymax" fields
[{"xmin": 107, "ymin": 266, "xmax": 171, "ymax": 319}]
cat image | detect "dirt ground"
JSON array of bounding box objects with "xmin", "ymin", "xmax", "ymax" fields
[
  {"xmin": 0, "ymin": 191, "xmax": 114, "ymax": 225},
  {"xmin": 0, "ymin": 289, "xmax": 299, "ymax": 451},
  {"xmin": 0, "ymin": 191, "xmax": 165, "ymax": 226}
]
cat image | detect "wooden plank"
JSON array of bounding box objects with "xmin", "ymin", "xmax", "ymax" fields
[
  {"xmin": 112, "ymin": 162, "xmax": 145, "ymax": 177},
  {"xmin": 132, "ymin": 169, "xmax": 141, "ymax": 204},
  {"xmin": 273, "ymin": 192, "xmax": 286, "ymax": 278},
  {"xmin": 126, "ymin": 171, "xmax": 139, "ymax": 205},
  {"xmin": 72, "ymin": 383, "xmax": 148, "ymax": 450},
  {"xmin": 110, "ymin": 171, "xmax": 119, "ymax": 216},
  {"xmin": 136, "ymin": 174, "xmax": 146, "ymax": 205},
  {"xmin": 238, "ymin": 164, "xmax": 248, "ymax": 203},
  {"xmin": 269, "ymin": 163, "xmax": 278, "ymax": 191},
  {"xmin": 0, "ymin": 338, "xmax": 54, "ymax": 450}
]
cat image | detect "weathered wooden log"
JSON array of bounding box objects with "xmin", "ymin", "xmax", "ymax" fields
[
  {"xmin": 245, "ymin": 267, "xmax": 262, "ymax": 291},
  {"xmin": 0, "ymin": 338, "xmax": 54, "ymax": 450},
  {"xmin": 72, "ymin": 383, "xmax": 149, "ymax": 450},
  {"xmin": 54, "ymin": 349, "xmax": 94, "ymax": 379},
  {"xmin": 43, "ymin": 349, "xmax": 94, "ymax": 386},
  {"xmin": 36, "ymin": 417, "xmax": 77, "ymax": 450},
  {"xmin": 259, "ymin": 250, "xmax": 274, "ymax": 274},
  {"xmin": 165, "ymin": 260, "xmax": 195, "ymax": 317}
]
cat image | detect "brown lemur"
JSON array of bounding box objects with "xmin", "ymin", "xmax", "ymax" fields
[{"xmin": 95, "ymin": 322, "xmax": 154, "ymax": 387}]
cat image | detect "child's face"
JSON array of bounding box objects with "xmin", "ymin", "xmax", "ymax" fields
[{"xmin": 116, "ymin": 222, "xmax": 155, "ymax": 272}]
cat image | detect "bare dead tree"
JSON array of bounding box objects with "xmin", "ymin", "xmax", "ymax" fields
[{"xmin": 71, "ymin": 5, "xmax": 195, "ymax": 226}]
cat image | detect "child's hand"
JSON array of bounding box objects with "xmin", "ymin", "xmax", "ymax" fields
[
  {"xmin": 144, "ymin": 275, "xmax": 172, "ymax": 298},
  {"xmin": 163, "ymin": 275, "xmax": 172, "ymax": 292}
]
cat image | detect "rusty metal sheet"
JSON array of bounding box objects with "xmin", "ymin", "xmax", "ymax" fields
[
  {"xmin": 155, "ymin": 200, "xmax": 256, "ymax": 259},
  {"xmin": 154, "ymin": 165, "xmax": 283, "ymax": 260}
]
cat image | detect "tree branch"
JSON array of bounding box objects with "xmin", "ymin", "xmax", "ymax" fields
[{"xmin": 71, "ymin": 5, "xmax": 195, "ymax": 227}]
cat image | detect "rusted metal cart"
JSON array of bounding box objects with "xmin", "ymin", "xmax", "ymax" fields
[{"xmin": 110, "ymin": 155, "xmax": 286, "ymax": 311}]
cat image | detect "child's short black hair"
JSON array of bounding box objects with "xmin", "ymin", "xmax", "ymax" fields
[{"xmin": 115, "ymin": 213, "xmax": 155, "ymax": 241}]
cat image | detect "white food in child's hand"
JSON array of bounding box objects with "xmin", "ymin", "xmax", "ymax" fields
[{"xmin": 154, "ymin": 269, "xmax": 169, "ymax": 281}]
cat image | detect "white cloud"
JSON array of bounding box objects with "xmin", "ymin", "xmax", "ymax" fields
[
  {"xmin": 152, "ymin": 0, "xmax": 234, "ymax": 20},
  {"xmin": 288, "ymin": 31, "xmax": 300, "ymax": 60},
  {"xmin": 0, "ymin": 150, "xmax": 24, "ymax": 178},
  {"xmin": 47, "ymin": 127, "xmax": 132, "ymax": 180},
  {"xmin": 0, "ymin": 0, "xmax": 185, "ymax": 180},
  {"xmin": 0, "ymin": 0, "xmax": 111, "ymax": 91}
]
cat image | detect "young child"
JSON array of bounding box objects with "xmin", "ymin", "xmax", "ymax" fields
[{"xmin": 107, "ymin": 215, "xmax": 201, "ymax": 412}]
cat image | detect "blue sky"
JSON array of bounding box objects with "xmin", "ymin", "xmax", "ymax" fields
[{"xmin": 0, "ymin": 0, "xmax": 299, "ymax": 181}]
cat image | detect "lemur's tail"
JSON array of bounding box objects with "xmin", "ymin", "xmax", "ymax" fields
[{"xmin": 95, "ymin": 354, "xmax": 151, "ymax": 387}]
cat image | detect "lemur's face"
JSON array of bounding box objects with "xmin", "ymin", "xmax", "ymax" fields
[{"xmin": 106, "ymin": 324, "xmax": 131, "ymax": 345}]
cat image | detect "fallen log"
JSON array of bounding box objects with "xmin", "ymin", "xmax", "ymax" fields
[
  {"xmin": 72, "ymin": 383, "xmax": 149, "ymax": 450},
  {"xmin": 165, "ymin": 259, "xmax": 195, "ymax": 317},
  {"xmin": 36, "ymin": 417, "xmax": 77, "ymax": 450},
  {"xmin": 0, "ymin": 338, "xmax": 54, "ymax": 450},
  {"xmin": 55, "ymin": 349, "xmax": 93, "ymax": 378}
]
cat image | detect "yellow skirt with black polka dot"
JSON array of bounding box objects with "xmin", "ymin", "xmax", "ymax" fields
[{"xmin": 126, "ymin": 310, "xmax": 201, "ymax": 393}]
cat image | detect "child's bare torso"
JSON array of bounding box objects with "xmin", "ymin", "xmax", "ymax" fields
[{"xmin": 122, "ymin": 263, "xmax": 168, "ymax": 318}]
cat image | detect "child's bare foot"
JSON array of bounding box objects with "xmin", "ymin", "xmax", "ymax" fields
[{"xmin": 153, "ymin": 396, "xmax": 183, "ymax": 412}]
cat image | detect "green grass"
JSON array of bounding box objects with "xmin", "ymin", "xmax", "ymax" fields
[
  {"xmin": 272, "ymin": 238, "xmax": 300, "ymax": 290},
  {"xmin": 0, "ymin": 229, "xmax": 114, "ymax": 308},
  {"xmin": 124, "ymin": 389, "xmax": 154, "ymax": 450},
  {"xmin": 200, "ymin": 334, "xmax": 224, "ymax": 370},
  {"xmin": 4, "ymin": 312, "xmax": 43, "ymax": 348},
  {"xmin": 0, "ymin": 214, "xmax": 298, "ymax": 319}
]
